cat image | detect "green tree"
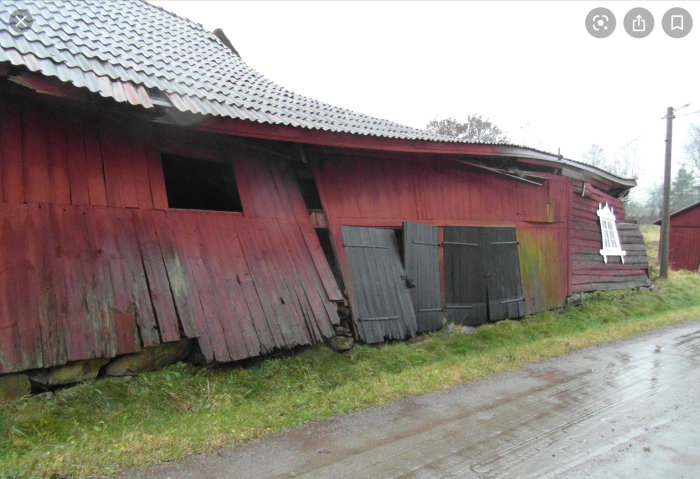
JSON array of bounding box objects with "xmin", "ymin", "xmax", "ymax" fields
[
  {"xmin": 670, "ymin": 166, "xmax": 699, "ymax": 211},
  {"xmin": 426, "ymin": 115, "xmax": 508, "ymax": 143}
]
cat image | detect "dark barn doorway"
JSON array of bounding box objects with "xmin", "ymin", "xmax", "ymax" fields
[{"xmin": 405, "ymin": 224, "xmax": 526, "ymax": 328}]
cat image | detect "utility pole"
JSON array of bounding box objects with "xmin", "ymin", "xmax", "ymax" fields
[{"xmin": 659, "ymin": 106, "xmax": 674, "ymax": 279}]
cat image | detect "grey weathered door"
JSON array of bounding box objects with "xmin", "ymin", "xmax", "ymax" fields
[
  {"xmin": 403, "ymin": 222, "xmax": 442, "ymax": 332},
  {"xmin": 341, "ymin": 226, "xmax": 417, "ymax": 343},
  {"xmin": 484, "ymin": 227, "xmax": 526, "ymax": 321},
  {"xmin": 443, "ymin": 226, "xmax": 525, "ymax": 325},
  {"xmin": 443, "ymin": 226, "xmax": 487, "ymax": 325}
]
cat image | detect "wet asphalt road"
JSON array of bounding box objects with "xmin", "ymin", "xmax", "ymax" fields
[{"xmin": 134, "ymin": 321, "xmax": 700, "ymax": 479}]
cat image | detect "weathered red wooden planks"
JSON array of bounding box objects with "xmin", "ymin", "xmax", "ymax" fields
[
  {"xmin": 46, "ymin": 120, "xmax": 71, "ymax": 205},
  {"xmin": 143, "ymin": 146, "xmax": 169, "ymax": 210},
  {"xmin": 101, "ymin": 123, "xmax": 135, "ymax": 208},
  {"xmin": 664, "ymin": 203, "xmax": 700, "ymax": 271},
  {"xmin": 313, "ymin": 153, "xmax": 566, "ymax": 226},
  {"xmin": 204, "ymin": 214, "xmax": 266, "ymax": 358},
  {"xmin": 0, "ymin": 205, "xmax": 39, "ymax": 372},
  {"xmin": 313, "ymin": 151, "xmax": 576, "ymax": 319},
  {"xmin": 669, "ymin": 229, "xmax": 700, "ymax": 271},
  {"xmin": 56, "ymin": 205, "xmax": 94, "ymax": 362},
  {"xmin": 272, "ymin": 162, "xmax": 343, "ymax": 302},
  {"xmin": 569, "ymin": 183, "xmax": 650, "ymax": 292},
  {"xmin": 65, "ymin": 120, "xmax": 91, "ymax": 206},
  {"xmin": 82, "ymin": 123, "xmax": 109, "ymax": 207},
  {"xmin": 1, "ymin": 99, "xmax": 26, "ymax": 204},
  {"xmin": 150, "ymin": 210, "xmax": 202, "ymax": 345},
  {"xmin": 131, "ymin": 209, "xmax": 181, "ymax": 343},
  {"xmin": 0, "ymin": 94, "xmax": 343, "ymax": 374},
  {"xmin": 237, "ymin": 218, "xmax": 306, "ymax": 348},
  {"xmin": 132, "ymin": 144, "xmax": 155, "ymax": 209},
  {"xmin": 22, "ymin": 103, "xmax": 51, "ymax": 204},
  {"xmin": 87, "ymin": 206, "xmax": 139, "ymax": 356}
]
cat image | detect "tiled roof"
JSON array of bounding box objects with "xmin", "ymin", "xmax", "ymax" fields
[
  {"xmin": 0, "ymin": 0, "xmax": 450, "ymax": 141},
  {"xmin": 0, "ymin": 1, "xmax": 638, "ymax": 188}
]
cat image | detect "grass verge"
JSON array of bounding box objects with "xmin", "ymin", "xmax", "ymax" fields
[
  {"xmin": 2, "ymin": 272, "xmax": 700, "ymax": 478},
  {"xmin": 639, "ymin": 224, "xmax": 660, "ymax": 276}
]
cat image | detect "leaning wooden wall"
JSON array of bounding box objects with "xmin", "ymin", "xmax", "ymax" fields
[
  {"xmin": 311, "ymin": 151, "xmax": 571, "ymax": 320},
  {"xmin": 0, "ymin": 94, "xmax": 340, "ymax": 374},
  {"xmin": 569, "ymin": 182, "xmax": 650, "ymax": 292}
]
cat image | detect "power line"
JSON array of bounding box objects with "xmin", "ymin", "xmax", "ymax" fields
[{"xmin": 677, "ymin": 109, "xmax": 700, "ymax": 118}]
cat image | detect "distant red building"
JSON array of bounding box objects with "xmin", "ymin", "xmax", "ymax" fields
[{"xmin": 654, "ymin": 201, "xmax": 700, "ymax": 273}]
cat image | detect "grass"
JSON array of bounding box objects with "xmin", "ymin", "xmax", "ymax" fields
[
  {"xmin": 1, "ymin": 272, "xmax": 700, "ymax": 479},
  {"xmin": 639, "ymin": 224, "xmax": 660, "ymax": 276}
]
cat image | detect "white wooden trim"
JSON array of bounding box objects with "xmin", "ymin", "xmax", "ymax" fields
[{"xmin": 597, "ymin": 203, "xmax": 627, "ymax": 264}]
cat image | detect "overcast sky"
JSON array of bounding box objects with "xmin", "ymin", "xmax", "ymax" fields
[{"xmin": 151, "ymin": 1, "xmax": 699, "ymax": 200}]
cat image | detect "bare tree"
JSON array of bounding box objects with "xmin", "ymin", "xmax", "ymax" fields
[
  {"xmin": 613, "ymin": 139, "xmax": 640, "ymax": 179},
  {"xmin": 426, "ymin": 115, "xmax": 508, "ymax": 143},
  {"xmin": 644, "ymin": 183, "xmax": 663, "ymax": 222},
  {"xmin": 582, "ymin": 142, "xmax": 639, "ymax": 179},
  {"xmin": 582, "ymin": 144, "xmax": 607, "ymax": 169}
]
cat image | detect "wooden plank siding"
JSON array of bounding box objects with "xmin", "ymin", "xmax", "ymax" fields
[
  {"xmin": 655, "ymin": 203, "xmax": 700, "ymax": 273},
  {"xmin": 0, "ymin": 95, "xmax": 340, "ymax": 373},
  {"xmin": 403, "ymin": 222, "xmax": 442, "ymax": 332},
  {"xmin": 312, "ymin": 150, "xmax": 572, "ymax": 324},
  {"xmin": 517, "ymin": 226, "xmax": 569, "ymax": 314},
  {"xmin": 341, "ymin": 226, "xmax": 417, "ymax": 343},
  {"xmin": 443, "ymin": 226, "xmax": 488, "ymax": 325},
  {"xmin": 569, "ymin": 183, "xmax": 651, "ymax": 292},
  {"xmin": 483, "ymin": 227, "xmax": 526, "ymax": 321}
]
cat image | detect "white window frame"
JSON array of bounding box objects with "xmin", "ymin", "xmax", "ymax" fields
[{"xmin": 597, "ymin": 202, "xmax": 626, "ymax": 264}]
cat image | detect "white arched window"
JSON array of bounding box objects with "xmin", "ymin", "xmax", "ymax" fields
[{"xmin": 597, "ymin": 203, "xmax": 626, "ymax": 264}]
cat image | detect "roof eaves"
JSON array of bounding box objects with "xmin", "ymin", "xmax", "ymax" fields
[{"xmin": 652, "ymin": 200, "xmax": 700, "ymax": 224}]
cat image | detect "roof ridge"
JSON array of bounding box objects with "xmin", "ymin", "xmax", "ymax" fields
[{"xmin": 141, "ymin": 0, "xmax": 216, "ymax": 41}]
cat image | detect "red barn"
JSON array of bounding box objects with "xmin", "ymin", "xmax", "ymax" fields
[
  {"xmin": 0, "ymin": 0, "xmax": 650, "ymax": 375},
  {"xmin": 654, "ymin": 201, "xmax": 700, "ymax": 273}
]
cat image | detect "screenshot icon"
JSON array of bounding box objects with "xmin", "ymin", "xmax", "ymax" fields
[{"xmin": 586, "ymin": 7, "xmax": 616, "ymax": 38}]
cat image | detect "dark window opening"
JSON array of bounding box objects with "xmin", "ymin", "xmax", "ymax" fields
[
  {"xmin": 394, "ymin": 228, "xmax": 404, "ymax": 264},
  {"xmin": 162, "ymin": 154, "xmax": 242, "ymax": 212},
  {"xmin": 316, "ymin": 228, "xmax": 345, "ymax": 292},
  {"xmin": 295, "ymin": 168, "xmax": 323, "ymax": 210}
]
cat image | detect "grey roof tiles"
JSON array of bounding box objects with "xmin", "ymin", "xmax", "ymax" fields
[
  {"xmin": 0, "ymin": 1, "xmax": 638, "ymax": 187},
  {"xmin": 1, "ymin": 0, "xmax": 451, "ymax": 141}
]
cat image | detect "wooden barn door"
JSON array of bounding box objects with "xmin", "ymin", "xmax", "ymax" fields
[
  {"xmin": 484, "ymin": 228, "xmax": 526, "ymax": 321},
  {"xmin": 341, "ymin": 226, "xmax": 417, "ymax": 343},
  {"xmin": 443, "ymin": 226, "xmax": 525, "ymax": 325},
  {"xmin": 443, "ymin": 226, "xmax": 487, "ymax": 325},
  {"xmin": 403, "ymin": 222, "xmax": 442, "ymax": 332}
]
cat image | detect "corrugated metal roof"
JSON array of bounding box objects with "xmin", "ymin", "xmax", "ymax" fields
[{"xmin": 0, "ymin": 0, "xmax": 451, "ymax": 141}]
